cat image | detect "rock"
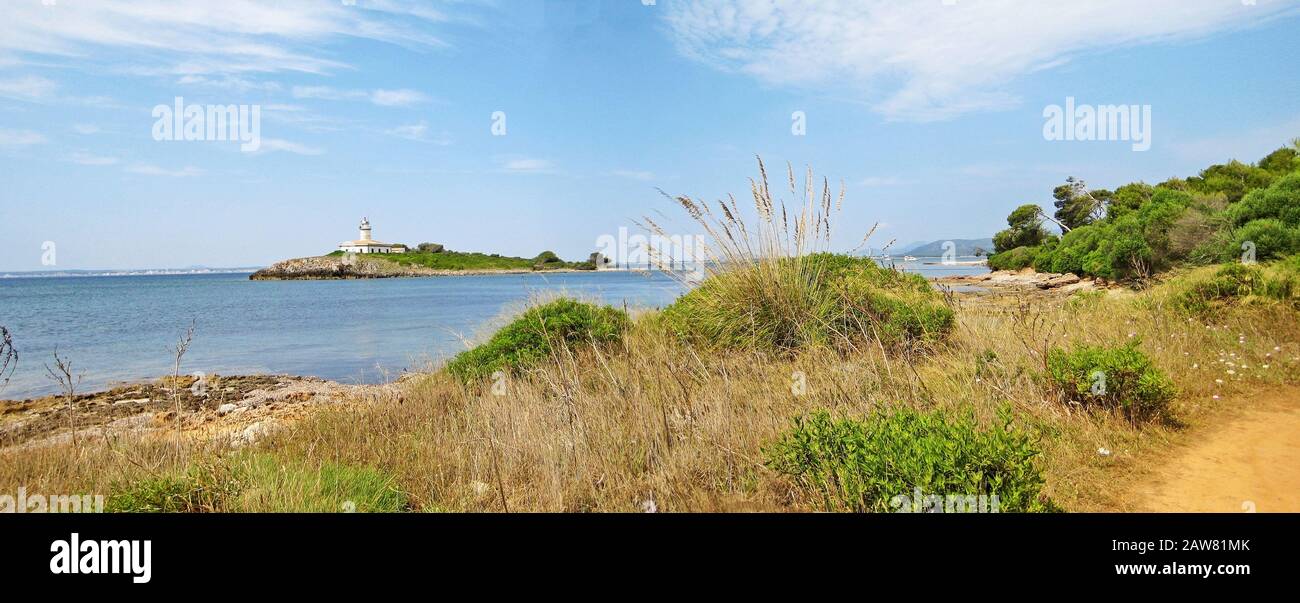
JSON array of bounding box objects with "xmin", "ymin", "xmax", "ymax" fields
[
  {"xmin": 1036, "ymin": 273, "xmax": 1081, "ymax": 289},
  {"xmin": 231, "ymin": 420, "xmax": 279, "ymax": 447},
  {"xmin": 216, "ymin": 403, "xmax": 240, "ymax": 416}
]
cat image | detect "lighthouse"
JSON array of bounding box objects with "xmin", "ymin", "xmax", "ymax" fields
[
  {"xmin": 338, "ymin": 217, "xmax": 405, "ymax": 254},
  {"xmin": 358, "ymin": 217, "xmax": 373, "ymax": 242}
]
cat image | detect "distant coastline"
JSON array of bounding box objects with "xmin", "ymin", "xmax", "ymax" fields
[{"xmin": 0, "ymin": 268, "xmax": 261, "ymax": 280}]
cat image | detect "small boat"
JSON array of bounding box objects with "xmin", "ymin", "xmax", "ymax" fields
[{"xmin": 903, "ymin": 255, "xmax": 918, "ymax": 262}]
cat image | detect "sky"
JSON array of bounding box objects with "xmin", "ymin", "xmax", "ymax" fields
[{"xmin": 2, "ymin": 0, "xmax": 1299, "ymax": 271}]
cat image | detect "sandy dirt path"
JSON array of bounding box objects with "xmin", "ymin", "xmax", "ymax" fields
[{"xmin": 1133, "ymin": 388, "xmax": 1300, "ymax": 512}]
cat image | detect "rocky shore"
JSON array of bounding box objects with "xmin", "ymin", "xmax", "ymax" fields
[
  {"xmin": 249, "ymin": 255, "xmax": 587, "ymax": 280},
  {"xmin": 0, "ymin": 374, "xmax": 404, "ymax": 449},
  {"xmin": 936, "ymin": 268, "xmax": 1111, "ymax": 293}
]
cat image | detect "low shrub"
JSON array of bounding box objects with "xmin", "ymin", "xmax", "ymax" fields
[
  {"xmin": 659, "ymin": 253, "xmax": 953, "ymax": 353},
  {"xmin": 106, "ymin": 454, "xmax": 408, "ymax": 513},
  {"xmin": 445, "ymin": 298, "xmax": 630, "ymax": 381},
  {"xmin": 764, "ymin": 407, "xmax": 1052, "ymax": 513},
  {"xmin": 1046, "ymin": 341, "xmax": 1176, "ymax": 421},
  {"xmin": 1170, "ymin": 261, "xmax": 1298, "ymax": 314},
  {"xmin": 106, "ymin": 459, "xmax": 243, "ymax": 513}
]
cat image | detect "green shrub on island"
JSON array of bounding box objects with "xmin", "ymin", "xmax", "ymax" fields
[
  {"xmin": 659, "ymin": 253, "xmax": 953, "ymax": 353},
  {"xmin": 1046, "ymin": 341, "xmax": 1176, "ymax": 421},
  {"xmin": 445, "ymin": 299, "xmax": 630, "ymax": 382},
  {"xmin": 763, "ymin": 407, "xmax": 1053, "ymax": 513},
  {"xmin": 327, "ymin": 248, "xmax": 593, "ymax": 271},
  {"xmin": 987, "ymin": 143, "xmax": 1300, "ymax": 281}
]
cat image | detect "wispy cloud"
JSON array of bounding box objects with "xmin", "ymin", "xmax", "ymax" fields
[
  {"xmin": 370, "ymin": 89, "xmax": 429, "ymax": 107},
  {"xmin": 254, "ymin": 138, "xmax": 325, "ymax": 156},
  {"xmin": 71, "ymin": 124, "xmax": 103, "ymax": 135},
  {"xmin": 177, "ymin": 74, "xmax": 282, "ymax": 93},
  {"xmin": 292, "ymin": 86, "xmax": 428, "ymax": 107},
  {"xmin": 499, "ymin": 158, "xmax": 554, "ymax": 174},
  {"xmin": 665, "ymin": 0, "xmax": 1300, "ymax": 121},
  {"xmin": 66, "ymin": 152, "xmax": 119, "ymax": 166},
  {"xmin": 0, "ymin": 76, "xmax": 57, "ymax": 102},
  {"xmin": 126, "ymin": 163, "xmax": 204, "ymax": 178},
  {"xmin": 0, "ymin": 129, "xmax": 46, "ymax": 147},
  {"xmin": 0, "ymin": 0, "xmax": 459, "ymax": 76},
  {"xmin": 384, "ymin": 121, "xmax": 452, "ymax": 144}
]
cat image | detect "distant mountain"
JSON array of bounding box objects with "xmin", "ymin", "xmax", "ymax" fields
[{"xmin": 901, "ymin": 238, "xmax": 995, "ymax": 257}]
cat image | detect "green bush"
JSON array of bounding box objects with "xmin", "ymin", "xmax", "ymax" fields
[
  {"xmin": 1046, "ymin": 341, "xmax": 1176, "ymax": 421},
  {"xmin": 659, "ymin": 253, "xmax": 952, "ymax": 352},
  {"xmin": 1170, "ymin": 262, "xmax": 1298, "ymax": 313},
  {"xmin": 446, "ymin": 298, "xmax": 630, "ymax": 381},
  {"xmin": 764, "ymin": 408, "xmax": 1052, "ymax": 513},
  {"xmin": 1231, "ymin": 218, "xmax": 1300, "ymax": 262},
  {"xmin": 987, "ymin": 245, "xmax": 1040, "ymax": 271},
  {"xmin": 1226, "ymin": 171, "xmax": 1300, "ymax": 228}
]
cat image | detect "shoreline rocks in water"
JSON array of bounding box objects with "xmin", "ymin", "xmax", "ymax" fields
[{"xmin": 249, "ymin": 255, "xmax": 587, "ymax": 280}]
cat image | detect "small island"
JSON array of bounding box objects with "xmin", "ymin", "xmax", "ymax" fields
[{"xmin": 251, "ymin": 218, "xmax": 605, "ymax": 280}]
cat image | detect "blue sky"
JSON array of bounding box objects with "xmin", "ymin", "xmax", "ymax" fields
[{"xmin": 2, "ymin": 0, "xmax": 1299, "ymax": 271}]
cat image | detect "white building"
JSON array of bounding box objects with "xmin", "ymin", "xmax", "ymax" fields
[{"xmin": 338, "ymin": 218, "xmax": 406, "ymax": 254}]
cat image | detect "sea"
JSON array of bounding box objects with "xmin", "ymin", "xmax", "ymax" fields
[{"xmin": 0, "ymin": 259, "xmax": 988, "ymax": 399}]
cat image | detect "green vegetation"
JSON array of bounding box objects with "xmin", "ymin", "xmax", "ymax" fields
[
  {"xmin": 764, "ymin": 408, "xmax": 1052, "ymax": 513},
  {"xmin": 659, "ymin": 253, "xmax": 953, "ymax": 352},
  {"xmin": 1046, "ymin": 341, "xmax": 1176, "ymax": 422},
  {"xmin": 1164, "ymin": 259, "xmax": 1300, "ymax": 314},
  {"xmin": 106, "ymin": 454, "xmax": 407, "ymax": 513},
  {"xmin": 105, "ymin": 459, "xmax": 241, "ymax": 513},
  {"xmin": 445, "ymin": 298, "xmax": 630, "ymax": 382},
  {"xmin": 327, "ymin": 247, "xmax": 596, "ymax": 271},
  {"xmin": 989, "ymin": 141, "xmax": 1300, "ymax": 280}
]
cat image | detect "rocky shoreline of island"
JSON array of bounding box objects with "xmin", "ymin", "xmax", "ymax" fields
[{"xmin": 249, "ymin": 254, "xmax": 600, "ymax": 280}]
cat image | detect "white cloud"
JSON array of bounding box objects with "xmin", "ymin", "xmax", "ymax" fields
[
  {"xmin": 177, "ymin": 74, "xmax": 282, "ymax": 93},
  {"xmin": 384, "ymin": 121, "xmax": 452, "ymax": 144},
  {"xmin": 500, "ymin": 158, "xmax": 553, "ymax": 173},
  {"xmin": 292, "ymin": 85, "xmax": 427, "ymax": 106},
  {"xmin": 126, "ymin": 163, "xmax": 204, "ymax": 177},
  {"xmin": 665, "ymin": 0, "xmax": 1300, "ymax": 121},
  {"xmin": 0, "ymin": 0, "xmax": 459, "ymax": 76},
  {"xmin": 72, "ymin": 124, "xmax": 103, "ymax": 135},
  {"xmin": 0, "ymin": 76, "xmax": 57, "ymax": 102},
  {"xmin": 370, "ymin": 89, "xmax": 428, "ymax": 106},
  {"xmin": 255, "ymin": 138, "xmax": 325, "ymax": 156},
  {"xmin": 66, "ymin": 152, "xmax": 119, "ymax": 166},
  {"xmin": 0, "ymin": 129, "xmax": 46, "ymax": 146},
  {"xmin": 613, "ymin": 169, "xmax": 655, "ymax": 181}
]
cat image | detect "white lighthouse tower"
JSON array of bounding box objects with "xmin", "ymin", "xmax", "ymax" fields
[
  {"xmin": 358, "ymin": 217, "xmax": 373, "ymax": 242},
  {"xmin": 339, "ymin": 217, "xmax": 405, "ymax": 254}
]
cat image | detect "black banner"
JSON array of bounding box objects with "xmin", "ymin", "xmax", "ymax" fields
[{"xmin": 2, "ymin": 513, "xmax": 1293, "ymax": 592}]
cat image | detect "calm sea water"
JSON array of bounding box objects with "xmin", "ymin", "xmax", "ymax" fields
[{"xmin": 0, "ymin": 260, "xmax": 988, "ymax": 399}]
